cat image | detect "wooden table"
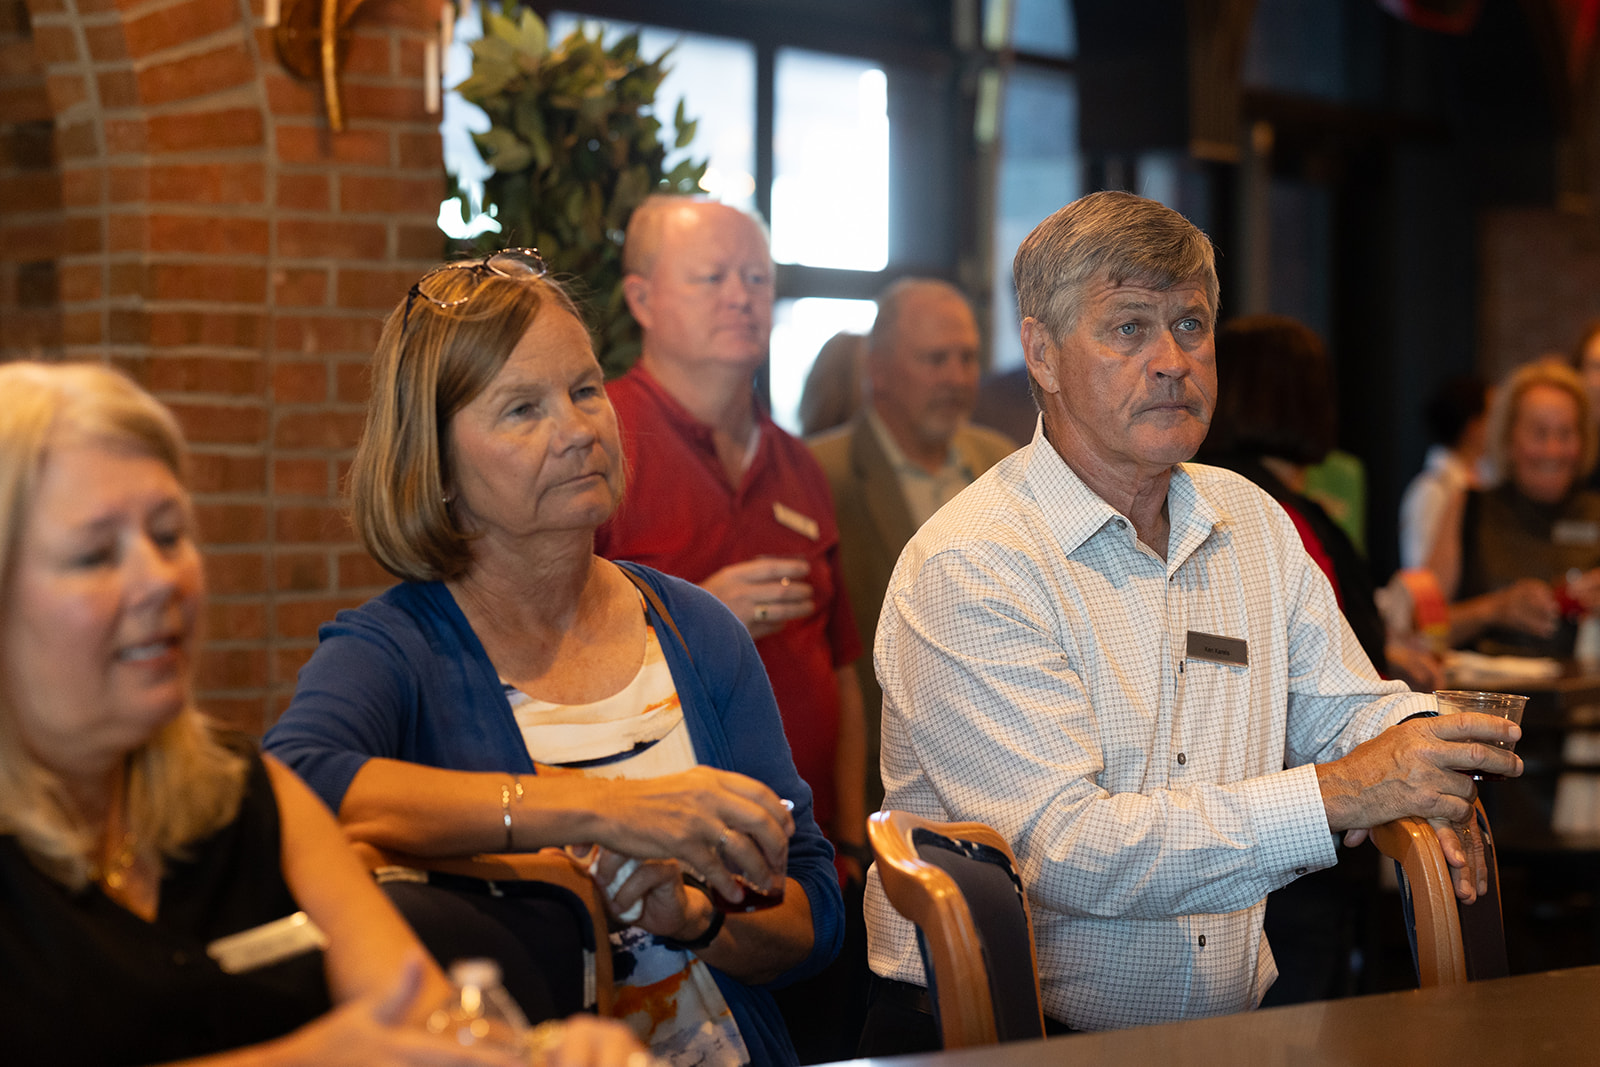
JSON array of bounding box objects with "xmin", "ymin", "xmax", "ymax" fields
[{"xmin": 842, "ymin": 965, "xmax": 1600, "ymax": 1066}]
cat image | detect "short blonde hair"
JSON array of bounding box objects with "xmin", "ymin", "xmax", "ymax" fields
[
  {"xmin": 350, "ymin": 264, "xmax": 585, "ymax": 582},
  {"xmin": 0, "ymin": 361, "xmax": 245, "ymax": 890},
  {"xmin": 1485, "ymin": 358, "xmax": 1599, "ymax": 489}
]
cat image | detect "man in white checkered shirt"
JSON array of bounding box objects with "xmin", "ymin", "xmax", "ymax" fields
[{"xmin": 860, "ymin": 191, "xmax": 1523, "ymax": 1044}]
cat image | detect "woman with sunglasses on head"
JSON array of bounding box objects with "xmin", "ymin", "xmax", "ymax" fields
[
  {"xmin": 0, "ymin": 361, "xmax": 645, "ymax": 1067},
  {"xmin": 264, "ymin": 252, "xmax": 842, "ymax": 1067}
]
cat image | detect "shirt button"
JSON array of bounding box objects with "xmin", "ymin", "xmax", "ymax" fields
[
  {"xmin": 1295, "ymin": 866, "xmax": 1307, "ymax": 876},
  {"xmin": 1176, "ymin": 752, "xmax": 1187, "ymax": 765},
  {"xmin": 1197, "ymin": 934, "xmax": 1207, "ymax": 948}
]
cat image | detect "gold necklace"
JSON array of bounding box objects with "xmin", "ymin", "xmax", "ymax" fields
[{"xmin": 92, "ymin": 832, "xmax": 138, "ymax": 891}]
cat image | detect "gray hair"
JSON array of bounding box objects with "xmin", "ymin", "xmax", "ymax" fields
[
  {"xmin": 868, "ymin": 277, "xmax": 969, "ymax": 361},
  {"xmin": 1013, "ymin": 190, "xmax": 1218, "ymax": 340}
]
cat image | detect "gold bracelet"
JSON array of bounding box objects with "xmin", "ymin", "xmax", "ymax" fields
[{"xmin": 501, "ymin": 776, "xmax": 523, "ymax": 851}]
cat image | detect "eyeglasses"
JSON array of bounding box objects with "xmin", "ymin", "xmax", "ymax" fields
[{"xmin": 401, "ymin": 248, "xmax": 549, "ymax": 331}]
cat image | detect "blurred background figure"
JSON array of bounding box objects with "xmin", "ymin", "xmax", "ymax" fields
[
  {"xmin": 1570, "ymin": 321, "xmax": 1600, "ymax": 491},
  {"xmin": 808, "ymin": 277, "xmax": 1016, "ymax": 815},
  {"xmin": 1398, "ymin": 374, "xmax": 1490, "ymax": 571},
  {"xmin": 1429, "ymin": 359, "xmax": 1600, "ymax": 657},
  {"xmin": 0, "ymin": 361, "xmax": 640, "ymax": 1067},
  {"xmin": 265, "ymin": 252, "xmax": 841, "ymax": 1067},
  {"xmin": 1202, "ymin": 314, "xmax": 1441, "ymax": 693},
  {"xmin": 797, "ymin": 331, "xmax": 866, "ymax": 437}
]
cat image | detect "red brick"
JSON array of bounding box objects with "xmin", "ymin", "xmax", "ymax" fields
[
  {"xmin": 276, "ymin": 596, "xmax": 363, "ymax": 639},
  {"xmin": 275, "ymin": 314, "xmax": 382, "ymax": 355},
  {"xmin": 199, "ymin": 695, "xmax": 268, "ymax": 736},
  {"xmin": 61, "ymin": 309, "xmax": 101, "ymax": 344},
  {"xmin": 277, "ymin": 123, "xmax": 388, "ymax": 166},
  {"xmin": 147, "ymin": 310, "xmax": 266, "ymax": 348},
  {"xmin": 134, "ymin": 355, "xmax": 266, "ymax": 395},
  {"xmin": 273, "ymin": 267, "xmax": 329, "ymax": 307},
  {"xmin": 275, "ymin": 504, "xmax": 350, "ymax": 543},
  {"xmin": 2, "ymin": 171, "xmax": 66, "ymax": 207},
  {"xmin": 58, "ymin": 261, "xmax": 101, "ymax": 301},
  {"xmin": 275, "ymin": 550, "xmax": 330, "ymax": 591},
  {"xmin": 272, "ymin": 361, "xmax": 327, "ymax": 403},
  {"xmin": 97, "ymin": 69, "xmax": 139, "ymax": 110},
  {"xmin": 273, "ymin": 409, "xmax": 366, "ymax": 449},
  {"xmin": 0, "ymin": 221, "xmax": 66, "ymax": 262},
  {"xmin": 138, "ymin": 43, "xmax": 253, "ymax": 106},
  {"xmin": 61, "ymin": 167, "xmax": 100, "ymax": 206},
  {"xmin": 342, "ymin": 33, "xmax": 391, "ymax": 77},
  {"xmin": 104, "ymin": 117, "xmax": 148, "ymax": 154},
  {"xmin": 203, "ymin": 549, "xmax": 268, "ymax": 593},
  {"xmin": 359, "ymin": 0, "xmax": 433, "ymax": 32},
  {"xmin": 148, "ymin": 214, "xmax": 270, "ymax": 256},
  {"xmin": 335, "ymin": 360, "xmax": 370, "ymax": 403},
  {"xmin": 107, "ymin": 165, "xmax": 148, "ymax": 203},
  {"xmin": 107, "ymin": 213, "xmax": 145, "ymax": 251},
  {"xmin": 276, "ymin": 172, "xmax": 328, "ymax": 211},
  {"xmin": 195, "ymin": 502, "xmax": 267, "ymax": 544},
  {"xmin": 278, "ymin": 218, "xmax": 387, "ymax": 260},
  {"xmin": 272, "ymin": 645, "xmax": 316, "ymax": 686},
  {"xmin": 108, "ymin": 260, "xmax": 145, "ymax": 298},
  {"xmin": 169, "ymin": 401, "xmax": 267, "ymax": 446},
  {"xmin": 64, "ymin": 216, "xmax": 103, "ymax": 255},
  {"xmin": 151, "ymin": 263, "xmax": 266, "ymax": 302},
  {"xmin": 28, "ymin": 24, "xmax": 79, "ymax": 64},
  {"xmin": 195, "ymin": 647, "xmax": 268, "ymax": 689},
  {"xmin": 0, "ymin": 83, "xmax": 52, "ymax": 123},
  {"xmin": 149, "ymin": 162, "xmax": 264, "ymax": 205},
  {"xmin": 397, "ymin": 223, "xmax": 446, "ymax": 262},
  {"xmin": 397, "ymin": 130, "xmax": 443, "ymax": 169},
  {"xmin": 336, "ymin": 267, "xmax": 413, "ymax": 310},
  {"xmin": 45, "ymin": 74, "xmax": 89, "ymax": 113},
  {"xmin": 125, "ymin": 0, "xmax": 238, "ymax": 59},
  {"xmin": 338, "ymin": 550, "xmax": 392, "ymax": 589},
  {"xmin": 205, "ymin": 600, "xmax": 266, "ymax": 642},
  {"xmin": 264, "ymin": 71, "xmax": 321, "ymax": 117},
  {"xmin": 84, "ymin": 22, "xmax": 127, "ymax": 63},
  {"xmin": 108, "ymin": 309, "xmax": 148, "ymax": 345},
  {"xmin": 336, "ymin": 173, "xmax": 442, "ymax": 215},
  {"xmin": 340, "ymin": 82, "xmax": 433, "ymax": 124},
  {"xmin": 148, "ymin": 108, "xmax": 264, "ymax": 152},
  {"xmin": 0, "ymin": 39, "xmax": 41, "ymax": 80},
  {"xmin": 54, "ymin": 121, "xmax": 95, "ymax": 161},
  {"xmin": 188, "ymin": 452, "xmax": 267, "ymax": 494},
  {"xmin": 274, "ymin": 457, "xmax": 330, "ymax": 496}
]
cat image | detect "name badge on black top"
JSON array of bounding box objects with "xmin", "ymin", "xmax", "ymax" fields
[
  {"xmin": 1552, "ymin": 519, "xmax": 1600, "ymax": 548},
  {"xmin": 1187, "ymin": 631, "xmax": 1249, "ymax": 667}
]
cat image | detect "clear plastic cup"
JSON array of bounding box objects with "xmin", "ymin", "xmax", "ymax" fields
[{"xmin": 1433, "ymin": 689, "xmax": 1528, "ymax": 781}]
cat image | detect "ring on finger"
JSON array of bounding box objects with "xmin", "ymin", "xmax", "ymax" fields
[
  {"xmin": 755, "ymin": 604, "xmax": 768, "ymax": 622},
  {"xmin": 716, "ymin": 826, "xmax": 733, "ymax": 856},
  {"xmin": 780, "ymin": 576, "xmax": 792, "ymax": 588}
]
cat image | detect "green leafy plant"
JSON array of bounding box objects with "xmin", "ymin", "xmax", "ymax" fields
[{"xmin": 451, "ymin": 2, "xmax": 706, "ymax": 375}]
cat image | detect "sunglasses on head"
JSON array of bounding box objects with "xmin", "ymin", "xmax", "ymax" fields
[{"xmin": 401, "ymin": 247, "xmax": 549, "ymax": 331}]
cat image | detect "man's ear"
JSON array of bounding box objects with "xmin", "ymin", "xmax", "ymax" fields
[
  {"xmin": 1021, "ymin": 317, "xmax": 1060, "ymax": 395},
  {"xmin": 622, "ymin": 273, "xmax": 652, "ymax": 328}
]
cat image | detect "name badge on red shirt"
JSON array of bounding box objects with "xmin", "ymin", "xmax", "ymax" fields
[{"xmin": 773, "ymin": 501, "xmax": 820, "ymax": 541}]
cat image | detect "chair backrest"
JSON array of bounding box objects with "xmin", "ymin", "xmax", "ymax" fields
[
  {"xmin": 1369, "ymin": 798, "xmax": 1507, "ymax": 987},
  {"xmin": 351, "ymin": 844, "xmax": 615, "ymax": 1016},
  {"xmin": 868, "ymin": 810, "xmax": 1045, "ymax": 1048}
]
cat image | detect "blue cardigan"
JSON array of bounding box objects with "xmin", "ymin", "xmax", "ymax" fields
[{"xmin": 264, "ymin": 563, "xmax": 842, "ymax": 1067}]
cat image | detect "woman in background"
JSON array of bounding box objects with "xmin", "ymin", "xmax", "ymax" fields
[
  {"xmin": 0, "ymin": 361, "xmax": 641, "ymax": 1066},
  {"xmin": 1430, "ymin": 358, "xmax": 1600, "ymax": 656}
]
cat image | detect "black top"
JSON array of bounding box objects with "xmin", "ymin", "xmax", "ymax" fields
[
  {"xmin": 1459, "ymin": 483, "xmax": 1600, "ymax": 657},
  {"xmin": 0, "ymin": 749, "xmax": 332, "ymax": 1066},
  {"xmin": 1207, "ymin": 453, "xmax": 1390, "ymax": 675}
]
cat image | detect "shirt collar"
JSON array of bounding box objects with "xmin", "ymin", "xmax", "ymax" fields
[
  {"xmin": 865, "ymin": 407, "xmax": 964, "ymax": 479},
  {"xmin": 1021, "ymin": 431, "xmax": 1226, "ymax": 568},
  {"xmin": 625, "ymin": 362, "xmax": 772, "ymax": 457}
]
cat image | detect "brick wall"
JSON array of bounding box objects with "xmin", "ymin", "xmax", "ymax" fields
[{"xmin": 7, "ymin": 0, "xmax": 447, "ymax": 733}]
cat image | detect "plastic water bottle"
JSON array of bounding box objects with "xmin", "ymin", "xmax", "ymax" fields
[{"xmin": 426, "ymin": 958, "xmax": 531, "ymax": 1054}]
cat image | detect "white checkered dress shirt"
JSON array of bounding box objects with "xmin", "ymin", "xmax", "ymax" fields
[{"xmin": 863, "ymin": 427, "xmax": 1432, "ymax": 1031}]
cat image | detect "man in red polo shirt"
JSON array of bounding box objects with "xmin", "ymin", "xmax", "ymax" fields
[{"xmin": 597, "ymin": 196, "xmax": 867, "ymax": 892}]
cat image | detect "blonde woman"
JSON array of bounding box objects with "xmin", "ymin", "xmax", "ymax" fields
[{"xmin": 0, "ymin": 361, "xmax": 642, "ymax": 1067}]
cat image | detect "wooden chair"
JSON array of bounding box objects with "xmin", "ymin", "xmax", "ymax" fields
[
  {"xmin": 867, "ymin": 810, "xmax": 1046, "ymax": 1048},
  {"xmin": 352, "ymin": 843, "xmax": 614, "ymax": 1016},
  {"xmin": 1369, "ymin": 798, "xmax": 1507, "ymax": 987}
]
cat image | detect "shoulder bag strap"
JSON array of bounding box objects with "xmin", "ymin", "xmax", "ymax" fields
[{"xmin": 620, "ymin": 565, "xmax": 694, "ymax": 666}]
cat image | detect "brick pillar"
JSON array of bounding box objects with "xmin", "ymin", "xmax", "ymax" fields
[{"xmin": 14, "ymin": 0, "xmax": 448, "ymax": 733}]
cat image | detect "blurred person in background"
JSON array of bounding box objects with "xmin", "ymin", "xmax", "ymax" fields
[
  {"xmin": 1398, "ymin": 375, "xmax": 1489, "ymax": 572},
  {"xmin": 797, "ymin": 331, "xmax": 865, "ymax": 438}
]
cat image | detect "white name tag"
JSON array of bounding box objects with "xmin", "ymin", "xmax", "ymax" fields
[
  {"xmin": 206, "ymin": 911, "xmax": 329, "ymax": 974},
  {"xmin": 772, "ymin": 501, "xmax": 820, "ymax": 541}
]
